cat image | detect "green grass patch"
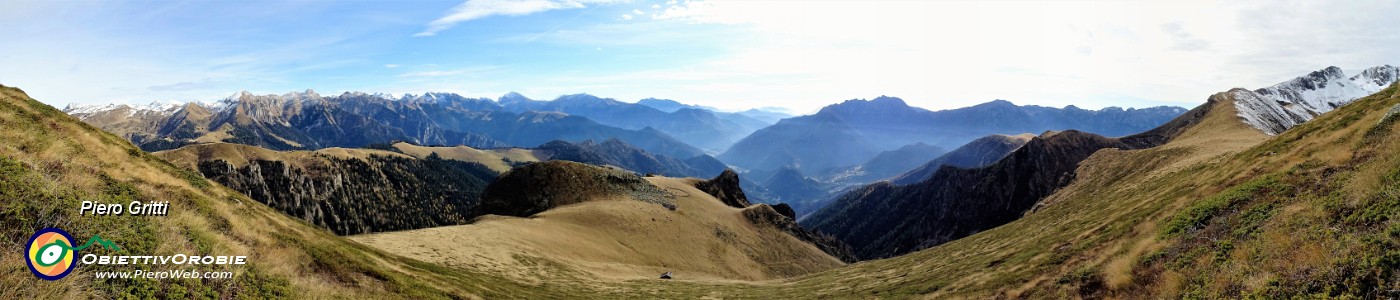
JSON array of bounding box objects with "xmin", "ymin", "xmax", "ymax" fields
[{"xmin": 1160, "ymin": 175, "xmax": 1282, "ymax": 237}]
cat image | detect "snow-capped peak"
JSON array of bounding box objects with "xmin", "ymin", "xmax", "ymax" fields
[
  {"xmin": 1234, "ymin": 65, "xmax": 1399, "ymax": 135},
  {"xmin": 136, "ymin": 100, "xmax": 182, "ymax": 112},
  {"xmin": 63, "ymin": 103, "xmax": 127, "ymax": 115},
  {"xmin": 1350, "ymin": 65, "xmax": 1399, "ymax": 90}
]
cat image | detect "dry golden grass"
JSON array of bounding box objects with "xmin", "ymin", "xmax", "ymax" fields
[{"xmin": 351, "ymin": 177, "xmax": 843, "ymax": 283}]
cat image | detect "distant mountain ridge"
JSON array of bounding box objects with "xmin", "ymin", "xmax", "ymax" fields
[
  {"xmin": 65, "ymin": 90, "xmax": 708, "ymax": 159},
  {"xmin": 497, "ymin": 93, "xmax": 771, "ymax": 152},
  {"xmin": 889, "ymin": 134, "xmax": 1034, "ymax": 185},
  {"xmin": 802, "ymin": 95, "xmax": 1218, "ymax": 259},
  {"xmin": 1233, "ymin": 65, "xmax": 1399, "ymax": 134},
  {"xmin": 534, "ymin": 139, "xmax": 728, "ymax": 178},
  {"xmin": 720, "ymin": 96, "xmax": 1186, "ymax": 174},
  {"xmin": 800, "ymin": 65, "xmax": 1398, "ymax": 260},
  {"xmin": 823, "ymin": 142, "xmax": 947, "ymax": 184}
]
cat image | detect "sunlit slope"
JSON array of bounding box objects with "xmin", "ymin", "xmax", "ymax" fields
[
  {"xmin": 0, "ymin": 85, "xmax": 574, "ymax": 299},
  {"xmin": 599, "ymin": 84, "xmax": 1398, "ymax": 298},
  {"xmin": 390, "ymin": 142, "xmax": 540, "ymax": 173},
  {"xmin": 351, "ymin": 162, "xmax": 845, "ymax": 283}
]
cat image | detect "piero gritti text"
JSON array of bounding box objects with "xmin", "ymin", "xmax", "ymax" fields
[{"xmin": 79, "ymin": 200, "xmax": 171, "ymax": 216}]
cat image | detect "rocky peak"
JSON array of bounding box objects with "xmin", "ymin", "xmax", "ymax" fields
[
  {"xmin": 1236, "ymin": 65, "xmax": 1398, "ymax": 135},
  {"xmin": 694, "ymin": 169, "xmax": 750, "ymax": 209},
  {"xmin": 821, "ymin": 96, "xmax": 912, "ymax": 115},
  {"xmin": 1352, "ymin": 65, "xmax": 1399, "ymax": 88}
]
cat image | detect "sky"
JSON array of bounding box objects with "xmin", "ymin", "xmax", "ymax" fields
[{"xmin": 1, "ymin": 0, "xmax": 1397, "ymax": 114}]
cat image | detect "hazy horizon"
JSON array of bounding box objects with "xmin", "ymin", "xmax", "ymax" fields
[{"xmin": 3, "ymin": 0, "xmax": 1398, "ymax": 113}]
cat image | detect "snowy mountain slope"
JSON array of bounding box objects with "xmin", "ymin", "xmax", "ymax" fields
[{"xmin": 1235, "ymin": 65, "xmax": 1398, "ymax": 134}]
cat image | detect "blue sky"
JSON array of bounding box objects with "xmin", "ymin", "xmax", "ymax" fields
[{"xmin": 2, "ymin": 0, "xmax": 1398, "ymax": 113}]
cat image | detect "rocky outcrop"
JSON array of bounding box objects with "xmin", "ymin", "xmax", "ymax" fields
[
  {"xmin": 476, "ymin": 161, "xmax": 672, "ymax": 217},
  {"xmin": 743, "ymin": 205, "xmax": 857, "ymax": 263},
  {"xmin": 693, "ymin": 169, "xmax": 751, "ymax": 209},
  {"xmin": 771, "ymin": 203, "xmax": 796, "ymax": 220}
]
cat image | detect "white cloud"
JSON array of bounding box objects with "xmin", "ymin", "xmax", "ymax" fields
[
  {"xmin": 632, "ymin": 9, "xmax": 643, "ymax": 15},
  {"xmin": 652, "ymin": 0, "xmax": 706, "ymax": 20},
  {"xmin": 621, "ymin": 14, "xmax": 632, "ymax": 20},
  {"xmin": 415, "ymin": 0, "xmax": 585, "ymax": 37},
  {"xmin": 383, "ymin": 64, "xmax": 401, "ymax": 68},
  {"xmin": 610, "ymin": 0, "xmax": 1400, "ymax": 112}
]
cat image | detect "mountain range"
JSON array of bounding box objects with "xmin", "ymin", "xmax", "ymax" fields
[
  {"xmin": 495, "ymin": 93, "xmax": 772, "ymax": 151},
  {"xmin": 888, "ymin": 133, "xmax": 1035, "ymax": 185},
  {"xmin": 719, "ymin": 96, "xmax": 1187, "ymax": 175},
  {"xmin": 65, "ymin": 90, "xmax": 710, "ymax": 159},
  {"xmin": 802, "ymin": 65, "xmax": 1400, "ymax": 260},
  {"xmin": 1235, "ymin": 65, "xmax": 1399, "ymax": 134},
  {"xmin": 7, "ymin": 60, "xmax": 1400, "ymax": 298}
]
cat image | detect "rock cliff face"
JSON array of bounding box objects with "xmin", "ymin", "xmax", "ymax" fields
[
  {"xmin": 190, "ymin": 151, "xmax": 499, "ymax": 235},
  {"xmin": 476, "ymin": 161, "xmax": 672, "ymax": 217}
]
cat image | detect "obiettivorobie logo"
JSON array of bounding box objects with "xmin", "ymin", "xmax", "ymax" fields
[
  {"xmin": 25, "ymin": 228, "xmax": 120, "ymax": 280},
  {"xmin": 25, "ymin": 227, "xmax": 250, "ymax": 281}
]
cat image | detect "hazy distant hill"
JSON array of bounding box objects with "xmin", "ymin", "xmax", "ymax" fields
[
  {"xmin": 499, "ymin": 93, "xmax": 769, "ymax": 152},
  {"xmin": 720, "ymin": 96, "xmax": 1186, "ymax": 174},
  {"xmin": 888, "ymin": 134, "xmax": 1034, "ymax": 185},
  {"xmin": 823, "ymin": 142, "xmax": 947, "ymax": 184},
  {"xmin": 535, "ymin": 139, "xmax": 727, "ymax": 178}
]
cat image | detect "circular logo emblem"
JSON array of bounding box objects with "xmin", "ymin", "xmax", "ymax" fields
[{"xmin": 26, "ymin": 228, "xmax": 77, "ymax": 280}]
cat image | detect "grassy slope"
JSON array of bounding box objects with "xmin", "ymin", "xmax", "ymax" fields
[
  {"xmin": 351, "ymin": 177, "xmax": 844, "ymax": 283},
  {"xmin": 390, "ymin": 142, "xmax": 540, "ymax": 173},
  {"xmin": 0, "ymin": 85, "xmax": 589, "ymax": 299}
]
